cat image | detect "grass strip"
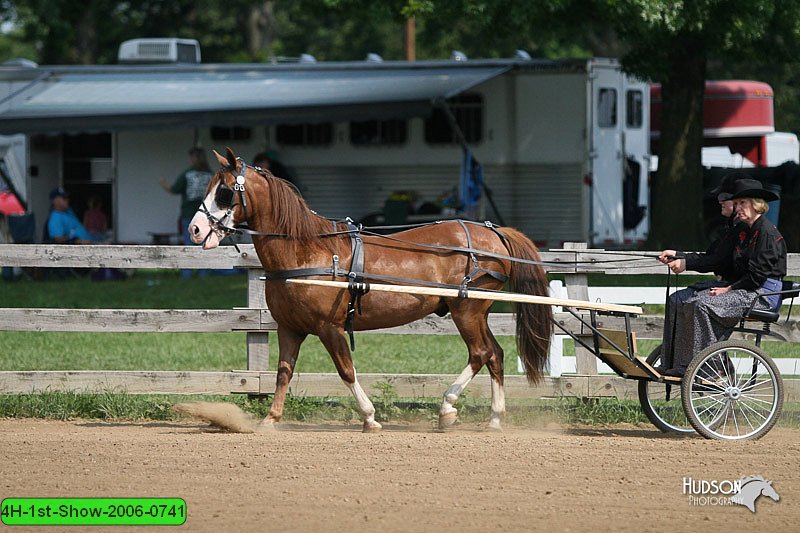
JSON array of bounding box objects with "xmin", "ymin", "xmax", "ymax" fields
[{"xmin": 1, "ymin": 389, "xmax": 798, "ymax": 430}]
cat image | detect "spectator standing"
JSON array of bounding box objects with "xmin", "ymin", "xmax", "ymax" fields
[{"xmin": 159, "ymin": 147, "xmax": 213, "ymax": 278}]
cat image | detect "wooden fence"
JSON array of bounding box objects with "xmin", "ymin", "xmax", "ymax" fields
[{"xmin": 0, "ymin": 242, "xmax": 798, "ymax": 401}]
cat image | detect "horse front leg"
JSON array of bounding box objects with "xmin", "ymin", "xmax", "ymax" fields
[
  {"xmin": 318, "ymin": 327, "xmax": 382, "ymax": 433},
  {"xmin": 256, "ymin": 326, "xmax": 306, "ymax": 432}
]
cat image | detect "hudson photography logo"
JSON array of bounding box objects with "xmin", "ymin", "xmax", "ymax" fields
[{"xmin": 683, "ymin": 475, "xmax": 780, "ymax": 512}]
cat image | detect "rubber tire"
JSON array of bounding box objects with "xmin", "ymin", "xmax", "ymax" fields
[
  {"xmin": 638, "ymin": 344, "xmax": 694, "ymax": 434},
  {"xmin": 681, "ymin": 340, "xmax": 784, "ymax": 441}
]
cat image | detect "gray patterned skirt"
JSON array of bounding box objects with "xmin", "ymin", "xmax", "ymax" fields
[{"xmin": 661, "ymin": 286, "xmax": 769, "ymax": 371}]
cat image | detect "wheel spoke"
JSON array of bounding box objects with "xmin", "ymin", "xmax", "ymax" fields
[{"xmin": 737, "ymin": 401, "xmax": 769, "ymax": 426}]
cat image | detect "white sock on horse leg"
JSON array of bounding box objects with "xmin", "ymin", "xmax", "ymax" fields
[
  {"xmin": 441, "ymin": 365, "xmax": 475, "ymax": 415},
  {"xmin": 489, "ymin": 378, "xmax": 505, "ymax": 429},
  {"xmin": 346, "ymin": 377, "xmax": 377, "ymax": 423}
]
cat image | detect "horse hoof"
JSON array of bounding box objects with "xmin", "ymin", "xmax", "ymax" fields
[
  {"xmin": 487, "ymin": 420, "xmax": 503, "ymax": 432},
  {"xmin": 438, "ymin": 411, "xmax": 458, "ymax": 430},
  {"xmin": 255, "ymin": 420, "xmax": 277, "ymax": 434},
  {"xmin": 362, "ymin": 421, "xmax": 382, "ymax": 433}
]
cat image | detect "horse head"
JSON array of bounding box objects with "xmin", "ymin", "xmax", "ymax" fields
[{"xmin": 189, "ymin": 147, "xmax": 259, "ymax": 249}]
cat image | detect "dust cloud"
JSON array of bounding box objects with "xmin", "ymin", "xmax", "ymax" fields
[{"xmin": 173, "ymin": 401, "xmax": 257, "ymax": 433}]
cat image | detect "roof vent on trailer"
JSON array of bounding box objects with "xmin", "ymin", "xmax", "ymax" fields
[{"xmin": 117, "ymin": 38, "xmax": 201, "ymax": 64}]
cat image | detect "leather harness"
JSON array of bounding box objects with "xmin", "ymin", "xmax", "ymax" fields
[{"xmin": 261, "ymin": 218, "xmax": 509, "ymax": 350}]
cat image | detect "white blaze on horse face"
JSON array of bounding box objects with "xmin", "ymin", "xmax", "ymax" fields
[{"xmin": 188, "ymin": 184, "xmax": 226, "ymax": 249}]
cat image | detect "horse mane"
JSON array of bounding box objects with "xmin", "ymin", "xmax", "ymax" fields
[{"xmin": 251, "ymin": 167, "xmax": 342, "ymax": 252}]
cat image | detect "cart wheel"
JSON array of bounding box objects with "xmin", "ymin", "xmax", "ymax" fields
[
  {"xmin": 638, "ymin": 345, "xmax": 694, "ymax": 434},
  {"xmin": 681, "ymin": 340, "xmax": 783, "ymax": 441}
]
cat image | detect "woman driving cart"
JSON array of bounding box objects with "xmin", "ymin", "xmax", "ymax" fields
[{"xmin": 657, "ymin": 178, "xmax": 787, "ymax": 377}]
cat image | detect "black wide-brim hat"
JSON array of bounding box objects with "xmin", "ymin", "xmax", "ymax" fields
[
  {"xmin": 729, "ymin": 178, "xmax": 779, "ymax": 202},
  {"xmin": 710, "ymin": 171, "xmax": 751, "ymax": 201}
]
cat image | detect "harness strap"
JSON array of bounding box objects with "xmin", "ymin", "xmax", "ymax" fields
[
  {"xmin": 262, "ymin": 267, "xmax": 334, "ymax": 280},
  {"xmin": 344, "ymin": 225, "xmax": 367, "ymax": 350}
]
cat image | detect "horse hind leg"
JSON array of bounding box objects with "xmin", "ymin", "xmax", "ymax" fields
[
  {"xmin": 439, "ymin": 364, "xmax": 479, "ymax": 429},
  {"xmin": 484, "ymin": 332, "xmax": 506, "ymax": 431},
  {"xmin": 440, "ymin": 311, "xmax": 504, "ymax": 430},
  {"xmin": 318, "ymin": 326, "xmax": 382, "ymax": 433}
]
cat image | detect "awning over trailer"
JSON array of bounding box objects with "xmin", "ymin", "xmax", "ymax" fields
[{"xmin": 0, "ymin": 62, "xmax": 511, "ymax": 135}]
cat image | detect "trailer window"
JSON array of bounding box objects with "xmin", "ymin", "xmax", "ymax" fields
[
  {"xmin": 276, "ymin": 123, "xmax": 334, "ymax": 146},
  {"xmin": 425, "ymin": 93, "xmax": 483, "ymax": 144},
  {"xmin": 598, "ymin": 88, "xmax": 617, "ymax": 128},
  {"xmin": 211, "ymin": 126, "xmax": 252, "ymax": 141},
  {"xmin": 626, "ymin": 90, "xmax": 643, "ymax": 128},
  {"xmin": 350, "ymin": 119, "xmax": 407, "ymax": 146}
]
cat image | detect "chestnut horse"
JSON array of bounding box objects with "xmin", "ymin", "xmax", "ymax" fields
[{"xmin": 189, "ymin": 148, "xmax": 552, "ymax": 432}]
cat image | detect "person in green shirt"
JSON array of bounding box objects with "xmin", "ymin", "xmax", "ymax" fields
[{"xmin": 159, "ymin": 147, "xmax": 213, "ymax": 278}]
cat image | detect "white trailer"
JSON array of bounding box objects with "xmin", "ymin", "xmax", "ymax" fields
[{"xmin": 0, "ymin": 56, "xmax": 650, "ymax": 248}]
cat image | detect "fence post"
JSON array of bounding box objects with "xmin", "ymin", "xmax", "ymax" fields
[
  {"xmin": 562, "ymin": 242, "xmax": 598, "ymax": 375},
  {"xmin": 247, "ymin": 268, "xmax": 269, "ymax": 371}
]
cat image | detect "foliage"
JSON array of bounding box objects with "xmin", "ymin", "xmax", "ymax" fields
[
  {"xmin": 584, "ymin": 0, "xmax": 800, "ymax": 248},
  {"xmin": 0, "ymin": 0, "xmax": 603, "ymax": 65},
  {"xmin": 2, "ymin": 391, "xmax": 797, "ymax": 428},
  {"xmin": 370, "ymin": 381, "xmax": 402, "ymax": 420}
]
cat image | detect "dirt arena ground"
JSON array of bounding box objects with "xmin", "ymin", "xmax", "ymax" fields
[{"xmin": 1, "ymin": 418, "xmax": 798, "ymax": 532}]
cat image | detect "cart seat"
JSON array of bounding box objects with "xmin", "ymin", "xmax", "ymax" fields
[
  {"xmin": 743, "ymin": 281, "xmax": 800, "ymax": 323},
  {"xmin": 744, "ymin": 308, "xmax": 780, "ymax": 323}
]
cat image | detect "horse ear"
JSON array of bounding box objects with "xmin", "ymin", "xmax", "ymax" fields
[
  {"xmin": 225, "ymin": 147, "xmax": 237, "ymax": 168},
  {"xmin": 212, "ymin": 150, "xmax": 227, "ymax": 167}
]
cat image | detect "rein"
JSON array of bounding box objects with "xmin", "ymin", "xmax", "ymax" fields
[
  {"xmin": 198, "ymin": 160, "xmax": 672, "ymax": 345},
  {"xmin": 200, "ymin": 162, "xmax": 660, "ymax": 270}
]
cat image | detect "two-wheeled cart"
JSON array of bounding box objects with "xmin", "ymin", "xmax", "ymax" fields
[{"xmin": 290, "ymin": 279, "xmax": 799, "ymax": 441}]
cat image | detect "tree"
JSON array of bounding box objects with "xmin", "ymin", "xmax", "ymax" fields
[
  {"xmin": 0, "ymin": 1, "xmax": 289, "ymax": 64},
  {"xmin": 592, "ymin": 0, "xmax": 800, "ymax": 249}
]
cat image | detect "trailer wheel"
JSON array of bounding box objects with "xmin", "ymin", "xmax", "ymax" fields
[
  {"xmin": 681, "ymin": 340, "xmax": 783, "ymax": 441},
  {"xmin": 638, "ymin": 345, "xmax": 694, "ymax": 434}
]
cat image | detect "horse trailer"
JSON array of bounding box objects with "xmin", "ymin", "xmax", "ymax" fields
[{"xmin": 0, "ymin": 56, "xmax": 650, "ymax": 248}]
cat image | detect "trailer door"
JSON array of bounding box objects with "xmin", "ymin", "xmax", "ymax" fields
[
  {"xmin": 621, "ymin": 77, "xmax": 650, "ymax": 244},
  {"xmin": 589, "ymin": 64, "xmax": 624, "ymax": 245}
]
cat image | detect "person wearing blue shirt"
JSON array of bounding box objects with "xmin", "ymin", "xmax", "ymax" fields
[{"xmin": 47, "ymin": 187, "xmax": 92, "ymax": 243}]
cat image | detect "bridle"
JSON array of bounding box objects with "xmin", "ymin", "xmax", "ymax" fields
[{"xmin": 196, "ymin": 157, "xmax": 250, "ymax": 248}]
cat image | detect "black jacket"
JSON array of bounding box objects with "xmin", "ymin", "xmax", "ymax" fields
[
  {"xmin": 683, "ymin": 216, "xmax": 744, "ymax": 283},
  {"xmin": 728, "ymin": 216, "xmax": 787, "ymax": 291}
]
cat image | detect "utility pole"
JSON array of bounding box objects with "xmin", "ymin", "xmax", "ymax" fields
[{"xmin": 405, "ymin": 17, "xmax": 416, "ymax": 61}]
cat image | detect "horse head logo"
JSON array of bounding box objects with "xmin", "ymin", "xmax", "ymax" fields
[{"xmin": 730, "ymin": 475, "xmax": 780, "ymax": 513}]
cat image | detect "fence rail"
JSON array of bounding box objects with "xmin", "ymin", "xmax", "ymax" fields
[{"xmin": 1, "ymin": 243, "xmax": 798, "ymax": 400}]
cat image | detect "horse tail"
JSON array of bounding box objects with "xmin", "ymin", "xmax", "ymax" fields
[{"xmin": 498, "ymin": 227, "xmax": 552, "ymax": 384}]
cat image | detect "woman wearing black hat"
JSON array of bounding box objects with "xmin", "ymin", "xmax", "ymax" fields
[
  {"xmin": 655, "ymin": 173, "xmax": 746, "ymax": 371},
  {"xmin": 658, "ymin": 178, "xmax": 786, "ymax": 377}
]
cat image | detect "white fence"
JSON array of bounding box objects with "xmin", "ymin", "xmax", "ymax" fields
[{"xmin": 0, "ymin": 242, "xmax": 798, "ymax": 400}]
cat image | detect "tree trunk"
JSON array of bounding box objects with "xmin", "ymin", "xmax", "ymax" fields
[
  {"xmin": 246, "ymin": 1, "xmax": 277, "ymax": 61},
  {"xmin": 72, "ymin": 2, "xmax": 98, "ymax": 65},
  {"xmin": 648, "ymin": 38, "xmax": 707, "ymax": 250}
]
